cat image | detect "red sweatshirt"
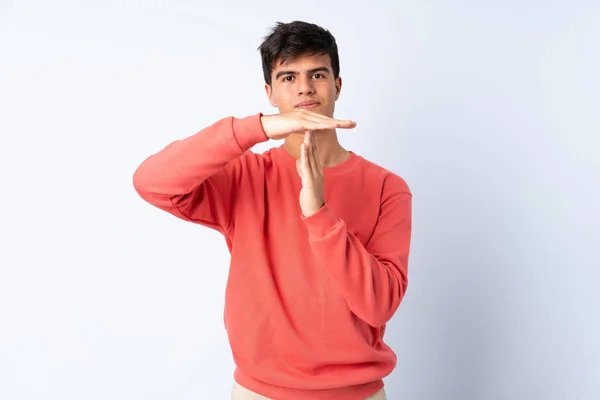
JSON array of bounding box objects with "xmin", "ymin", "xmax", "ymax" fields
[{"xmin": 133, "ymin": 113, "xmax": 412, "ymax": 400}]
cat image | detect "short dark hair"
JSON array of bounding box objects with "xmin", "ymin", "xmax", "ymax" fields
[{"xmin": 258, "ymin": 21, "xmax": 340, "ymax": 85}]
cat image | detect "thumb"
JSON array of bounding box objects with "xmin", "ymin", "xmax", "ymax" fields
[{"xmin": 295, "ymin": 159, "xmax": 302, "ymax": 177}]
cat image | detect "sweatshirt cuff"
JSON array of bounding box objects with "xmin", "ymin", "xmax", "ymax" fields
[
  {"xmin": 302, "ymin": 204, "xmax": 342, "ymax": 240},
  {"xmin": 232, "ymin": 113, "xmax": 269, "ymax": 152}
]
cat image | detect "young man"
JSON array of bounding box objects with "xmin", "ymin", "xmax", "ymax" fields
[{"xmin": 133, "ymin": 21, "xmax": 412, "ymax": 400}]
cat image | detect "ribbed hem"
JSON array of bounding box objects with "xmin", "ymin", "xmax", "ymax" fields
[
  {"xmin": 234, "ymin": 368, "xmax": 385, "ymax": 400},
  {"xmin": 232, "ymin": 113, "xmax": 269, "ymax": 152},
  {"xmin": 301, "ymin": 204, "xmax": 342, "ymax": 240}
]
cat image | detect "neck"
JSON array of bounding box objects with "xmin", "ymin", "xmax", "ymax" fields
[{"xmin": 283, "ymin": 129, "xmax": 350, "ymax": 168}]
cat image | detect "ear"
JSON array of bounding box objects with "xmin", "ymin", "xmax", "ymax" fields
[
  {"xmin": 334, "ymin": 76, "xmax": 342, "ymax": 101},
  {"xmin": 265, "ymin": 83, "xmax": 277, "ymax": 107}
]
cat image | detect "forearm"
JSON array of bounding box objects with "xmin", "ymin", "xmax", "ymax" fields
[
  {"xmin": 133, "ymin": 113, "xmax": 267, "ymax": 203},
  {"xmin": 303, "ymin": 195, "xmax": 412, "ymax": 327}
]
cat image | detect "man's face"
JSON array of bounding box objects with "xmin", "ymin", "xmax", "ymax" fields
[{"xmin": 265, "ymin": 53, "xmax": 342, "ymax": 118}]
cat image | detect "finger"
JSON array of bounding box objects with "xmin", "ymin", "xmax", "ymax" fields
[
  {"xmin": 305, "ymin": 120, "xmax": 356, "ymax": 131},
  {"xmin": 304, "ymin": 130, "xmax": 317, "ymax": 175},
  {"xmin": 301, "ymin": 142, "xmax": 310, "ymax": 183},
  {"xmin": 304, "ymin": 130, "xmax": 315, "ymax": 174},
  {"xmin": 304, "ymin": 115, "xmax": 356, "ymax": 128},
  {"xmin": 302, "ymin": 111, "xmax": 357, "ymax": 128},
  {"xmin": 309, "ymin": 130, "xmax": 320, "ymax": 173},
  {"xmin": 299, "ymin": 112, "xmax": 357, "ymax": 129}
]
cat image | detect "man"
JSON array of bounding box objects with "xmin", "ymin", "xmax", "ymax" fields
[{"xmin": 133, "ymin": 20, "xmax": 412, "ymax": 400}]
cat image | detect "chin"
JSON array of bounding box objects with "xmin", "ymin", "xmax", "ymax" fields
[{"xmin": 313, "ymin": 107, "xmax": 334, "ymax": 117}]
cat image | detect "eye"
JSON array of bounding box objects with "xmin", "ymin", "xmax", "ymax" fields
[
  {"xmin": 283, "ymin": 75, "xmax": 294, "ymax": 82},
  {"xmin": 313, "ymin": 73, "xmax": 325, "ymax": 79}
]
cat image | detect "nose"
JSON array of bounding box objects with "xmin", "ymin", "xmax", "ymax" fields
[{"xmin": 296, "ymin": 75, "xmax": 315, "ymax": 95}]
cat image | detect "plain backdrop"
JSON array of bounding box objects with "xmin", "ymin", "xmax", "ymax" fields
[{"xmin": 1, "ymin": 0, "xmax": 599, "ymax": 399}]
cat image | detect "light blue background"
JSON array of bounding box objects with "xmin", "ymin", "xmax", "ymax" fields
[{"xmin": 1, "ymin": 0, "xmax": 598, "ymax": 399}]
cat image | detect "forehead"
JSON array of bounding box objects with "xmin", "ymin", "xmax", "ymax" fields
[{"xmin": 274, "ymin": 53, "xmax": 332, "ymax": 72}]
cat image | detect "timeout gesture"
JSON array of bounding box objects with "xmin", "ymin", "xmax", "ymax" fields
[
  {"xmin": 260, "ymin": 109, "xmax": 356, "ymax": 217},
  {"xmin": 260, "ymin": 109, "xmax": 356, "ymax": 140},
  {"xmin": 296, "ymin": 130, "xmax": 327, "ymax": 217}
]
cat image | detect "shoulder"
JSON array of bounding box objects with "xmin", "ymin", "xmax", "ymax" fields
[
  {"xmin": 355, "ymin": 154, "xmax": 412, "ymax": 197},
  {"xmin": 229, "ymin": 146, "xmax": 278, "ymax": 173}
]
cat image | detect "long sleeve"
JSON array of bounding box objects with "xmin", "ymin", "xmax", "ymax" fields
[
  {"xmin": 302, "ymin": 186, "xmax": 412, "ymax": 327},
  {"xmin": 132, "ymin": 113, "xmax": 268, "ymax": 235}
]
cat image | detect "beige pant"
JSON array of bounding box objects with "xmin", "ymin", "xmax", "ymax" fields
[{"xmin": 231, "ymin": 380, "xmax": 387, "ymax": 399}]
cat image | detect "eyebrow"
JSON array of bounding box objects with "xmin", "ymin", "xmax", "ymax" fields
[{"xmin": 275, "ymin": 66, "xmax": 330, "ymax": 80}]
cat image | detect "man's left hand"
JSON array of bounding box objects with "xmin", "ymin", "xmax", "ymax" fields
[{"xmin": 296, "ymin": 130, "xmax": 325, "ymax": 217}]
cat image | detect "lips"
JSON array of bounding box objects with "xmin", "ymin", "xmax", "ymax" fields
[{"xmin": 295, "ymin": 101, "xmax": 320, "ymax": 108}]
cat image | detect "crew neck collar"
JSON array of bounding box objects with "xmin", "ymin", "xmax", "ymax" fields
[{"xmin": 273, "ymin": 144, "xmax": 360, "ymax": 175}]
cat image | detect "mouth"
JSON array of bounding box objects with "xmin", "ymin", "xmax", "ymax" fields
[{"xmin": 295, "ymin": 101, "xmax": 320, "ymax": 109}]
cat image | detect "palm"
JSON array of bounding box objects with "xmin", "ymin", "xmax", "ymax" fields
[
  {"xmin": 295, "ymin": 130, "xmax": 325, "ymax": 217},
  {"xmin": 261, "ymin": 109, "xmax": 356, "ymax": 140}
]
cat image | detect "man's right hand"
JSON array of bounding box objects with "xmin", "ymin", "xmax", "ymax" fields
[{"xmin": 260, "ymin": 109, "xmax": 357, "ymax": 140}]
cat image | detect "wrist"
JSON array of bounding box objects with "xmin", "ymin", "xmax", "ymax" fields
[
  {"xmin": 259, "ymin": 114, "xmax": 275, "ymax": 139},
  {"xmin": 233, "ymin": 113, "xmax": 269, "ymax": 150}
]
